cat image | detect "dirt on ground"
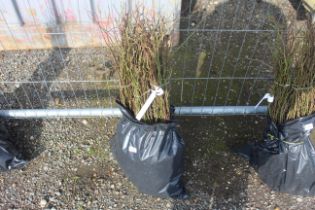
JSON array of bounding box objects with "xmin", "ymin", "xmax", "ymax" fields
[
  {"xmin": 0, "ymin": 0, "xmax": 315, "ymax": 209},
  {"xmin": 1, "ymin": 116, "xmax": 315, "ymax": 210}
]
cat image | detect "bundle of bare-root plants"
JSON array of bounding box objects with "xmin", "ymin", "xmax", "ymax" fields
[
  {"xmin": 110, "ymin": 14, "xmax": 172, "ymax": 123},
  {"xmin": 109, "ymin": 12, "xmax": 187, "ymax": 199},
  {"xmin": 248, "ymin": 20, "xmax": 315, "ymax": 196},
  {"xmin": 270, "ymin": 20, "xmax": 315, "ymax": 124}
]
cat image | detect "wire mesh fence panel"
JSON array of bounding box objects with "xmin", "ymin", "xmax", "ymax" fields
[
  {"xmin": 0, "ymin": 0, "xmax": 303, "ymax": 116},
  {"xmin": 169, "ymin": 0, "xmax": 295, "ymax": 108}
]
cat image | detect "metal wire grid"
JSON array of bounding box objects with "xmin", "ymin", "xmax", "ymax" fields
[
  {"xmin": 0, "ymin": 0, "xmax": 294, "ymax": 116},
  {"xmin": 172, "ymin": 0, "xmax": 290, "ymax": 108}
]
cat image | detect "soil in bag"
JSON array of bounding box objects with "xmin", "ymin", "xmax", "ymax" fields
[
  {"xmin": 239, "ymin": 114, "xmax": 315, "ymax": 196},
  {"xmin": 111, "ymin": 103, "xmax": 187, "ymax": 199}
]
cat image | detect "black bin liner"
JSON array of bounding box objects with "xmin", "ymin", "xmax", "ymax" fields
[
  {"xmin": 0, "ymin": 122, "xmax": 27, "ymax": 171},
  {"xmin": 249, "ymin": 114, "xmax": 315, "ymax": 196},
  {"xmin": 111, "ymin": 103, "xmax": 186, "ymax": 199}
]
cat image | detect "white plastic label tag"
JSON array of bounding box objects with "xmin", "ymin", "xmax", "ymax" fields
[
  {"xmin": 255, "ymin": 93, "xmax": 274, "ymax": 109},
  {"xmin": 304, "ymin": 123, "xmax": 314, "ymax": 131},
  {"xmin": 136, "ymin": 86, "xmax": 164, "ymax": 121},
  {"xmin": 128, "ymin": 145, "xmax": 137, "ymax": 153}
]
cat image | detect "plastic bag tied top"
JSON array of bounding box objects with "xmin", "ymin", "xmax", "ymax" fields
[
  {"xmin": 251, "ymin": 114, "xmax": 315, "ymax": 196},
  {"xmin": 111, "ymin": 103, "xmax": 186, "ymax": 199}
]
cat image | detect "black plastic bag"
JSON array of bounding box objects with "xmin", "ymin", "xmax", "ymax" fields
[
  {"xmin": 111, "ymin": 103, "xmax": 187, "ymax": 199},
  {"xmin": 0, "ymin": 122, "xmax": 27, "ymax": 171},
  {"xmin": 248, "ymin": 114, "xmax": 315, "ymax": 196}
]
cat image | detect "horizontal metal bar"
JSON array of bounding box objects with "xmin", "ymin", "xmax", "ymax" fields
[
  {"xmin": 0, "ymin": 29, "xmax": 280, "ymax": 35},
  {"xmin": 175, "ymin": 106, "xmax": 267, "ymax": 116},
  {"xmin": 170, "ymin": 77, "xmax": 273, "ymax": 81},
  {"xmin": 178, "ymin": 29, "xmax": 279, "ymax": 33},
  {"xmin": 0, "ymin": 23, "xmax": 284, "ymax": 33},
  {"xmin": 0, "ymin": 76, "xmax": 273, "ymax": 85},
  {"xmin": 0, "ymin": 106, "xmax": 268, "ymax": 119},
  {"xmin": 0, "ymin": 80, "xmax": 119, "ymax": 84},
  {"xmin": 0, "ymin": 108, "xmax": 122, "ymax": 119}
]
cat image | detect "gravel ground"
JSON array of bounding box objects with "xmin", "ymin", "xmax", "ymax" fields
[
  {"xmin": 1, "ymin": 116, "xmax": 315, "ymax": 209},
  {"xmin": 1, "ymin": 0, "xmax": 315, "ymax": 209}
]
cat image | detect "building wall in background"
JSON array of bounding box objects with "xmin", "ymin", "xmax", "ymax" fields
[{"xmin": 0, "ymin": 0, "xmax": 181, "ymax": 50}]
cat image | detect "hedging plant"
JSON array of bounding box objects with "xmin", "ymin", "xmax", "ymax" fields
[
  {"xmin": 112, "ymin": 13, "xmax": 172, "ymax": 123},
  {"xmin": 108, "ymin": 12, "xmax": 187, "ymax": 199},
  {"xmin": 269, "ymin": 20, "xmax": 315, "ymax": 124}
]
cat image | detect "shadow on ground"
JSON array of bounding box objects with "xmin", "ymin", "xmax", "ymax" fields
[
  {"xmin": 171, "ymin": 0, "xmax": 286, "ymax": 107},
  {"xmin": 171, "ymin": 0, "xmax": 286, "ymax": 208},
  {"xmin": 170, "ymin": 115, "xmax": 265, "ymax": 209},
  {"xmin": 4, "ymin": 48, "xmax": 70, "ymax": 160},
  {"xmin": 2, "ymin": 24, "xmax": 70, "ymax": 160}
]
